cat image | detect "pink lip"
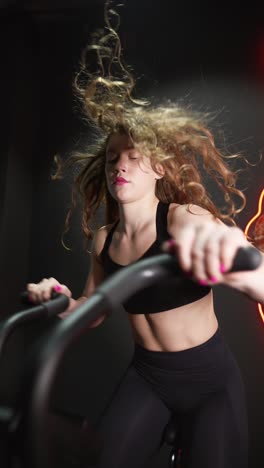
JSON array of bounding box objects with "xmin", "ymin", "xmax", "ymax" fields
[{"xmin": 114, "ymin": 177, "xmax": 129, "ymax": 185}]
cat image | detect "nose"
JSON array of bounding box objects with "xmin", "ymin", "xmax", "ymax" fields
[{"xmin": 113, "ymin": 153, "xmax": 128, "ymax": 173}]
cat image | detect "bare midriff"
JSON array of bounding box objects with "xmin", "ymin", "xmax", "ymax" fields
[
  {"xmin": 106, "ymin": 203, "xmax": 219, "ymax": 352},
  {"xmin": 127, "ymin": 290, "xmax": 219, "ymax": 352}
]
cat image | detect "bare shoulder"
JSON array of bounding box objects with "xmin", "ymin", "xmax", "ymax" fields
[
  {"xmin": 81, "ymin": 222, "xmax": 117, "ymax": 312},
  {"xmin": 167, "ymin": 203, "xmax": 222, "ymax": 230},
  {"xmin": 168, "ymin": 203, "xmax": 212, "ymax": 218},
  {"xmin": 82, "ymin": 222, "xmax": 116, "ymax": 296}
]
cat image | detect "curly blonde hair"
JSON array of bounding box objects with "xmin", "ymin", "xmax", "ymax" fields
[{"xmin": 54, "ymin": 1, "xmax": 249, "ymax": 243}]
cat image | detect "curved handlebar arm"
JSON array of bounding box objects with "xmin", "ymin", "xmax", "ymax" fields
[
  {"xmin": 25, "ymin": 247, "xmax": 262, "ymax": 468},
  {"xmin": 96, "ymin": 245, "xmax": 261, "ymax": 306},
  {"xmin": 0, "ymin": 294, "xmax": 69, "ymax": 356}
]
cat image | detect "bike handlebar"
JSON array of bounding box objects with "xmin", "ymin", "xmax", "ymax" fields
[
  {"xmin": 96, "ymin": 246, "xmax": 262, "ymax": 308},
  {"xmin": 0, "ymin": 293, "xmax": 69, "ymax": 356},
  {"xmin": 23, "ymin": 246, "xmax": 262, "ymax": 468}
]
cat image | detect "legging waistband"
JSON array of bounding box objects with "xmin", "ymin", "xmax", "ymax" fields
[{"xmin": 133, "ymin": 327, "xmax": 227, "ymax": 369}]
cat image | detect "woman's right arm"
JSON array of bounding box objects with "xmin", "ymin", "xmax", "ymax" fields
[{"xmin": 27, "ymin": 226, "xmax": 109, "ymax": 328}]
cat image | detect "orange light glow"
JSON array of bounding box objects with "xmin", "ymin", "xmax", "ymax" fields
[{"xmin": 244, "ymin": 189, "xmax": 264, "ymax": 323}]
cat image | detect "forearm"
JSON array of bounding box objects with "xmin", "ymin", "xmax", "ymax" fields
[
  {"xmin": 58, "ymin": 296, "xmax": 87, "ymax": 319},
  {"xmin": 244, "ymin": 279, "xmax": 264, "ymax": 306},
  {"xmin": 243, "ymin": 253, "xmax": 264, "ymax": 306},
  {"xmin": 58, "ymin": 295, "xmax": 107, "ymax": 327}
]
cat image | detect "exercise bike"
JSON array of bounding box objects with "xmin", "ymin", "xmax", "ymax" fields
[{"xmin": 16, "ymin": 246, "xmax": 260, "ymax": 468}]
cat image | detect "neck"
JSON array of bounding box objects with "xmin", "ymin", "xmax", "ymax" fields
[{"xmin": 117, "ymin": 195, "xmax": 160, "ymax": 237}]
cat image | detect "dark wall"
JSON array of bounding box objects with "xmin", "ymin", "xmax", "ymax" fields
[
  {"xmin": 1, "ymin": 2, "xmax": 264, "ymax": 467},
  {"xmin": 0, "ymin": 10, "xmax": 35, "ymax": 315}
]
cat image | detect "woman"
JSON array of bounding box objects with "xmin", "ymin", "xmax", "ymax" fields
[{"xmin": 27, "ymin": 4, "xmax": 264, "ymax": 467}]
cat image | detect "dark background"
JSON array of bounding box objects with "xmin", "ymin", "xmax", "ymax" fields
[{"xmin": 1, "ymin": 1, "xmax": 264, "ymax": 467}]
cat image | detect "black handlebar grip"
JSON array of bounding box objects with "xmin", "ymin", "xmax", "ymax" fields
[
  {"xmin": 20, "ymin": 290, "xmax": 60, "ymax": 305},
  {"xmin": 20, "ymin": 290, "xmax": 69, "ymax": 317},
  {"xmin": 229, "ymin": 246, "xmax": 262, "ymax": 272}
]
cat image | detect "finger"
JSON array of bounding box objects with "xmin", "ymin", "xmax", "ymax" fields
[
  {"xmin": 42, "ymin": 278, "xmax": 64, "ymax": 301},
  {"xmin": 172, "ymin": 227, "xmax": 197, "ymax": 272},
  {"xmin": 56, "ymin": 284, "xmax": 72, "ymax": 298},
  {"xmin": 41, "ymin": 278, "xmax": 61, "ymax": 301},
  {"xmin": 203, "ymin": 230, "xmax": 227, "ymax": 282},
  {"xmin": 27, "ymin": 292, "xmax": 38, "ymax": 303},
  {"xmin": 39, "ymin": 278, "xmax": 48, "ymax": 284},
  {"xmin": 190, "ymin": 225, "xmax": 216, "ymax": 281},
  {"xmin": 28, "ymin": 278, "xmax": 59, "ymax": 303},
  {"xmin": 220, "ymin": 227, "xmax": 248, "ymax": 273},
  {"xmin": 26, "ymin": 284, "xmax": 39, "ymax": 303},
  {"xmin": 36, "ymin": 279, "xmax": 49, "ymax": 301},
  {"xmin": 42, "ymin": 287, "xmax": 54, "ymax": 301}
]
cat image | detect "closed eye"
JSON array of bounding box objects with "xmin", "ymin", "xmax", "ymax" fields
[
  {"xmin": 105, "ymin": 149, "xmax": 140, "ymax": 163},
  {"xmin": 128, "ymin": 149, "xmax": 140, "ymax": 160},
  {"xmin": 106, "ymin": 155, "xmax": 139, "ymax": 163}
]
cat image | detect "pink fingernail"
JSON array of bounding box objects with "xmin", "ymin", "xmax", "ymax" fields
[
  {"xmin": 198, "ymin": 279, "xmax": 208, "ymax": 286},
  {"xmin": 163, "ymin": 239, "xmax": 175, "ymax": 253},
  {"xmin": 55, "ymin": 285, "xmax": 62, "ymax": 292},
  {"xmin": 209, "ymin": 276, "xmax": 218, "ymax": 283},
  {"xmin": 220, "ymin": 264, "xmax": 226, "ymax": 273},
  {"xmin": 167, "ymin": 239, "xmax": 175, "ymax": 247}
]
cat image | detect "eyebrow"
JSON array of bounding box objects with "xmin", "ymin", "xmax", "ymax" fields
[{"xmin": 106, "ymin": 144, "xmax": 134, "ymax": 154}]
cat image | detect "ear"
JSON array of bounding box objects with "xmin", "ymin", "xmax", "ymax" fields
[{"xmin": 154, "ymin": 162, "xmax": 165, "ymax": 180}]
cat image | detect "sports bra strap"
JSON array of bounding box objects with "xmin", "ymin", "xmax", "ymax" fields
[
  {"xmin": 156, "ymin": 202, "xmax": 170, "ymax": 240},
  {"xmin": 100, "ymin": 220, "xmax": 118, "ymax": 259}
]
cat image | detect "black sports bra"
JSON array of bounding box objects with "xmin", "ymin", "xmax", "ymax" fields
[{"xmin": 100, "ymin": 202, "xmax": 211, "ymax": 314}]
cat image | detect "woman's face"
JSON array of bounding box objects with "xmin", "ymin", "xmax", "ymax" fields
[{"xmin": 105, "ymin": 132, "xmax": 163, "ymax": 203}]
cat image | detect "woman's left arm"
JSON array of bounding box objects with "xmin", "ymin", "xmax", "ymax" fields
[{"xmin": 163, "ymin": 203, "xmax": 264, "ymax": 305}]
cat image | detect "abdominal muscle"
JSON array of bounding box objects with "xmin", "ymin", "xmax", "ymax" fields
[
  {"xmin": 106, "ymin": 209, "xmax": 219, "ymax": 352},
  {"xmin": 127, "ymin": 290, "xmax": 219, "ymax": 352}
]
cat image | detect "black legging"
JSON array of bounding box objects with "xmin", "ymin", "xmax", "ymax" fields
[{"xmin": 95, "ymin": 327, "xmax": 248, "ymax": 468}]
